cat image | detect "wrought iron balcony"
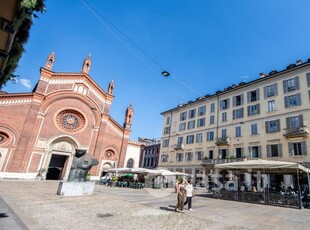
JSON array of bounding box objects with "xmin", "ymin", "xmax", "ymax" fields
[
  {"xmin": 283, "ymin": 126, "xmax": 309, "ymax": 138},
  {"xmin": 174, "ymin": 143, "xmax": 185, "ymax": 150},
  {"xmin": 215, "ymin": 137, "xmax": 231, "ymax": 146}
]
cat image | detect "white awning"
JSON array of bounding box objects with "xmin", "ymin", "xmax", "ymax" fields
[{"xmin": 214, "ymin": 159, "xmax": 310, "ymax": 173}]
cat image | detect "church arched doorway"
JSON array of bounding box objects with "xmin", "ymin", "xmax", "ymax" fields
[
  {"xmin": 45, "ymin": 138, "xmax": 77, "ymax": 180},
  {"xmin": 101, "ymin": 163, "xmax": 112, "ymax": 177}
]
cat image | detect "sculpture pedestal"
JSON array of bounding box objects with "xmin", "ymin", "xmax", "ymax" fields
[{"xmin": 57, "ymin": 181, "xmax": 96, "ymax": 196}]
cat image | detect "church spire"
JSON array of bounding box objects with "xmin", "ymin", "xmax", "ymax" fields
[
  {"xmin": 82, "ymin": 54, "xmax": 92, "ymax": 74},
  {"xmin": 108, "ymin": 80, "xmax": 114, "ymax": 95},
  {"xmin": 123, "ymin": 104, "xmax": 133, "ymax": 129},
  {"xmin": 45, "ymin": 52, "xmax": 55, "ymax": 70}
]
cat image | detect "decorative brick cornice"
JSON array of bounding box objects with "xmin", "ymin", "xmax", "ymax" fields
[
  {"xmin": 41, "ymin": 75, "xmax": 113, "ymax": 105},
  {"xmin": 128, "ymin": 140, "xmax": 144, "ymax": 146},
  {"xmin": 0, "ymin": 94, "xmax": 33, "ymax": 105}
]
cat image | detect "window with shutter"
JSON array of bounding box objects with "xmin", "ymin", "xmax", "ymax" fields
[
  {"xmin": 295, "ymin": 76, "xmax": 300, "ymax": 90},
  {"xmin": 283, "ymin": 80, "xmax": 288, "ymax": 93},
  {"xmin": 288, "ymin": 143, "xmax": 294, "ymax": 156},
  {"xmin": 267, "ymin": 145, "xmax": 271, "ymax": 158},
  {"xmin": 278, "ymin": 144, "xmax": 282, "ymax": 157},
  {"xmin": 258, "ymin": 146, "xmax": 262, "ymax": 158},
  {"xmin": 302, "ymin": 142, "xmax": 307, "ymax": 156}
]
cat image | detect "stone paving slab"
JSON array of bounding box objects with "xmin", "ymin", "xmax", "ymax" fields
[{"xmin": 1, "ymin": 180, "xmax": 310, "ymax": 230}]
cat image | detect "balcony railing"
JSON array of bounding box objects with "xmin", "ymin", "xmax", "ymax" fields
[
  {"xmin": 283, "ymin": 126, "xmax": 309, "ymax": 138},
  {"xmin": 202, "ymin": 158, "xmax": 244, "ymax": 166},
  {"xmin": 215, "ymin": 137, "xmax": 231, "ymax": 146},
  {"xmin": 174, "ymin": 143, "xmax": 185, "ymax": 150}
]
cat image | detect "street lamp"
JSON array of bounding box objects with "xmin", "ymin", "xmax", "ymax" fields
[{"xmin": 161, "ymin": 71, "xmax": 170, "ymax": 77}]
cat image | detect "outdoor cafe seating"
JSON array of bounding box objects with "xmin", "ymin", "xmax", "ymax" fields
[{"xmin": 212, "ymin": 159, "xmax": 310, "ymax": 209}]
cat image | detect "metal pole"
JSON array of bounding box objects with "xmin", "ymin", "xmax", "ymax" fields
[
  {"xmin": 297, "ymin": 169, "xmax": 303, "ymax": 209},
  {"xmin": 307, "ymin": 172, "xmax": 310, "ymax": 196}
]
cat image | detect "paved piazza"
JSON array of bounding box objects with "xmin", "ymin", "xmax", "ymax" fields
[{"xmin": 1, "ymin": 181, "xmax": 310, "ymax": 229}]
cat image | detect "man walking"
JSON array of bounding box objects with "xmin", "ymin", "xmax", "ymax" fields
[{"xmin": 184, "ymin": 178, "xmax": 194, "ymax": 211}]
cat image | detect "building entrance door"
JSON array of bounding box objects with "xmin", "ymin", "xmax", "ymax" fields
[{"xmin": 46, "ymin": 154, "xmax": 68, "ymax": 180}]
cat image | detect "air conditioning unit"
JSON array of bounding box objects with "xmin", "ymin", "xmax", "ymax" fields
[{"xmin": 300, "ymin": 127, "xmax": 308, "ymax": 133}]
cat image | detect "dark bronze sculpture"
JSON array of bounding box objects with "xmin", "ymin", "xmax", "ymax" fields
[{"xmin": 68, "ymin": 149, "xmax": 99, "ymax": 182}]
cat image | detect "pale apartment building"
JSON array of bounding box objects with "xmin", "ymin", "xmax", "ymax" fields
[{"xmin": 159, "ymin": 58, "xmax": 310, "ymax": 186}]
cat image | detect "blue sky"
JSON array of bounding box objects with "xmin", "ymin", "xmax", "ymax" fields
[{"xmin": 3, "ymin": 0, "xmax": 310, "ymax": 141}]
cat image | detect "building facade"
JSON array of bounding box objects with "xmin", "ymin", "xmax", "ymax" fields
[
  {"xmin": 159, "ymin": 58, "xmax": 310, "ymax": 186},
  {"xmin": 124, "ymin": 140, "xmax": 144, "ymax": 169},
  {"xmin": 139, "ymin": 138, "xmax": 160, "ymax": 169},
  {"xmin": 0, "ymin": 52, "xmax": 133, "ymax": 180}
]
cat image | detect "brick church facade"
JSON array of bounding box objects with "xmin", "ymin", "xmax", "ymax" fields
[{"xmin": 0, "ymin": 52, "xmax": 133, "ymax": 180}]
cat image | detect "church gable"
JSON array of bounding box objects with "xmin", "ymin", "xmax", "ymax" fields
[{"xmin": 36, "ymin": 53, "xmax": 115, "ymax": 113}]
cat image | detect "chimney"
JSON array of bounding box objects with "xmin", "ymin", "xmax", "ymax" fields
[
  {"xmin": 259, "ymin": 72, "xmax": 267, "ymax": 78},
  {"xmin": 296, "ymin": 59, "xmax": 302, "ymax": 65}
]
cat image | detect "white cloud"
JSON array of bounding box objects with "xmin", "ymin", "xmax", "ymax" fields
[{"xmin": 19, "ymin": 79, "xmax": 32, "ymax": 89}]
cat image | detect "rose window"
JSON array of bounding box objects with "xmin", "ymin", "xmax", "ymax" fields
[
  {"xmin": 0, "ymin": 132, "xmax": 9, "ymax": 144},
  {"xmin": 105, "ymin": 150, "xmax": 115, "ymax": 159},
  {"xmin": 56, "ymin": 110, "xmax": 85, "ymax": 132}
]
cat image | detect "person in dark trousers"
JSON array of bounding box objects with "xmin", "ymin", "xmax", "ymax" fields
[{"xmin": 184, "ymin": 178, "xmax": 194, "ymax": 211}]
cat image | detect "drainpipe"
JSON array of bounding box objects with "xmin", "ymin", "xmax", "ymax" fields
[
  {"xmin": 166, "ymin": 111, "xmax": 173, "ymax": 167},
  {"xmin": 216, "ymin": 94, "xmax": 220, "ymax": 139}
]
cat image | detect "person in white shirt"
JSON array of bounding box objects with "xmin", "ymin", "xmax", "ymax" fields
[{"xmin": 184, "ymin": 178, "xmax": 194, "ymax": 211}]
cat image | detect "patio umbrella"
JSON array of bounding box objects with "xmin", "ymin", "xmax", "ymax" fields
[
  {"xmin": 148, "ymin": 168, "xmax": 177, "ymax": 176},
  {"xmin": 174, "ymin": 172, "xmax": 189, "ymax": 176},
  {"xmin": 131, "ymin": 168, "xmax": 153, "ymax": 174},
  {"xmin": 106, "ymin": 167, "xmax": 133, "ymax": 173}
]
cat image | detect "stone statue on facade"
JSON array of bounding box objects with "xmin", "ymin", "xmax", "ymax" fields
[{"xmin": 67, "ymin": 149, "xmax": 99, "ymax": 182}]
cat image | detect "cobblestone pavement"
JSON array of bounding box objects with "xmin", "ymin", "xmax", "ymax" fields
[{"xmin": 1, "ymin": 180, "xmax": 310, "ymax": 230}]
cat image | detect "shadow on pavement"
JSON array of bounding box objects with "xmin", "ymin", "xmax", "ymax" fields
[
  {"xmin": 160, "ymin": 206, "xmax": 176, "ymax": 212},
  {"xmin": 0, "ymin": 213, "xmax": 9, "ymax": 218}
]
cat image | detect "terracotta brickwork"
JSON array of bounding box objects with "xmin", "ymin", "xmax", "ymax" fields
[{"xmin": 0, "ymin": 54, "xmax": 133, "ymax": 179}]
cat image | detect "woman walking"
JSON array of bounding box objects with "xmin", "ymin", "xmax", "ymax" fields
[{"xmin": 175, "ymin": 178, "xmax": 187, "ymax": 213}]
